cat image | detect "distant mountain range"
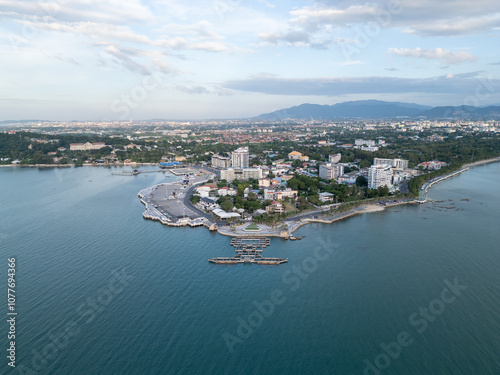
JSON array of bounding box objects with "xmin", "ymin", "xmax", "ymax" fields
[{"xmin": 254, "ymin": 100, "xmax": 500, "ymax": 120}]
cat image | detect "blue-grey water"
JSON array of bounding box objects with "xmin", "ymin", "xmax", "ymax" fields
[{"xmin": 1, "ymin": 163, "xmax": 500, "ymax": 375}]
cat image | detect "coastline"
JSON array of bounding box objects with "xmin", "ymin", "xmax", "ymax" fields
[
  {"xmin": 418, "ymin": 156, "xmax": 500, "ymax": 202},
  {"xmin": 462, "ymin": 156, "xmax": 500, "ymax": 169},
  {"xmin": 6, "ymin": 157, "xmax": 497, "ymax": 240},
  {"xmin": 0, "ymin": 162, "xmax": 158, "ymax": 168},
  {"xmin": 214, "ymin": 200, "xmax": 415, "ymax": 239}
]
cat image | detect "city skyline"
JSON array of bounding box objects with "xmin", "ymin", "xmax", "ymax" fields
[{"xmin": 1, "ymin": 0, "xmax": 499, "ymax": 120}]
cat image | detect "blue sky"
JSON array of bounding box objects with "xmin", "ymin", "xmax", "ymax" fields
[{"xmin": 1, "ymin": 0, "xmax": 499, "ymax": 120}]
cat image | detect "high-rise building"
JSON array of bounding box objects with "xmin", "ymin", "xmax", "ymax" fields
[
  {"xmin": 373, "ymin": 158, "xmax": 408, "ymax": 170},
  {"xmin": 319, "ymin": 163, "xmax": 344, "ymax": 181},
  {"xmin": 329, "ymin": 153, "xmax": 341, "ymax": 164},
  {"xmin": 393, "ymin": 158, "xmax": 409, "ymax": 170},
  {"xmin": 368, "ymin": 165, "xmax": 393, "ymax": 189},
  {"xmin": 231, "ymin": 147, "xmax": 249, "ymax": 168},
  {"xmin": 211, "ymin": 154, "xmax": 231, "ymax": 169}
]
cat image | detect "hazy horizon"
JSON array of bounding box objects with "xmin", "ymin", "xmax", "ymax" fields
[{"xmin": 2, "ymin": 0, "xmax": 499, "ymax": 121}]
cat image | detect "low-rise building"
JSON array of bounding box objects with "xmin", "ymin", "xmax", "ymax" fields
[
  {"xmin": 69, "ymin": 142, "xmax": 107, "ymax": 151},
  {"xmin": 274, "ymin": 189, "xmax": 297, "ymax": 200},
  {"xmin": 355, "ymin": 139, "xmax": 376, "ymax": 147},
  {"xmin": 217, "ymin": 187, "xmax": 229, "ymax": 196},
  {"xmin": 263, "ymin": 189, "xmax": 275, "ymax": 200},
  {"xmin": 319, "ymin": 192, "xmax": 335, "ymax": 203},
  {"xmin": 288, "ymin": 151, "xmax": 302, "ymax": 160},
  {"xmin": 220, "ymin": 167, "xmax": 263, "ymax": 182},
  {"xmin": 418, "ymin": 161, "xmax": 447, "ymax": 170},
  {"xmin": 258, "ymin": 178, "xmax": 271, "ymax": 187},
  {"xmin": 266, "ymin": 201, "xmax": 284, "ymax": 214}
]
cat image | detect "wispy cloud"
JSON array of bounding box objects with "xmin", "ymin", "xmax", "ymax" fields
[
  {"xmin": 259, "ymin": 0, "xmax": 500, "ymax": 50},
  {"xmin": 389, "ymin": 47, "xmax": 478, "ymax": 65}
]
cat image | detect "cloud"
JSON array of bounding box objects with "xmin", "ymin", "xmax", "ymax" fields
[
  {"xmin": 22, "ymin": 20, "xmax": 154, "ymax": 45},
  {"xmin": 402, "ymin": 14, "xmax": 500, "ymax": 36},
  {"xmin": 103, "ymin": 45, "xmax": 151, "ymax": 74},
  {"xmin": 161, "ymin": 21, "xmax": 225, "ymax": 40},
  {"xmin": 389, "ymin": 47, "xmax": 478, "ymax": 65},
  {"xmin": 259, "ymin": 30, "xmax": 310, "ymax": 45},
  {"xmin": 175, "ymin": 84, "xmax": 234, "ymax": 96},
  {"xmin": 102, "ymin": 45, "xmax": 178, "ymax": 75},
  {"xmin": 0, "ymin": 0, "xmax": 153, "ymax": 24},
  {"xmin": 222, "ymin": 72, "xmax": 499, "ymax": 97},
  {"xmin": 47, "ymin": 53, "xmax": 80, "ymax": 65},
  {"xmin": 259, "ymin": 0, "xmax": 500, "ymax": 49},
  {"xmin": 161, "ymin": 36, "xmax": 228, "ymax": 52}
]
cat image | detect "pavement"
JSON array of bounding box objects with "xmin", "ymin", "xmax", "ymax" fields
[{"xmin": 142, "ymin": 169, "xmax": 215, "ymax": 221}]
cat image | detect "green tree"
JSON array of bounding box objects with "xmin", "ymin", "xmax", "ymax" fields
[
  {"xmin": 218, "ymin": 196, "xmax": 234, "ymax": 211},
  {"xmin": 356, "ymin": 175, "xmax": 368, "ymax": 187}
]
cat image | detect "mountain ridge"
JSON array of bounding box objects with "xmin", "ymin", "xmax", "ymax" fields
[{"xmin": 254, "ymin": 101, "xmax": 500, "ymax": 120}]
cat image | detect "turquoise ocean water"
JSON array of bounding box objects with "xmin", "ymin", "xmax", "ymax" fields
[{"xmin": 1, "ymin": 163, "xmax": 499, "ymax": 375}]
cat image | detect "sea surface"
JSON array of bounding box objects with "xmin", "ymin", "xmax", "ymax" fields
[{"xmin": 1, "ymin": 163, "xmax": 500, "ymax": 375}]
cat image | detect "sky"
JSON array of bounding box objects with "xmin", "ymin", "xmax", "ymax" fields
[{"xmin": 1, "ymin": 0, "xmax": 500, "ymax": 120}]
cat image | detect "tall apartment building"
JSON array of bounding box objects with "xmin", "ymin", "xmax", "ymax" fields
[
  {"xmin": 231, "ymin": 147, "xmax": 249, "ymax": 168},
  {"xmin": 368, "ymin": 165, "xmax": 393, "ymax": 189},
  {"xmin": 328, "ymin": 153, "xmax": 341, "ymax": 164},
  {"xmin": 211, "ymin": 154, "xmax": 231, "ymax": 169},
  {"xmin": 373, "ymin": 158, "xmax": 408, "ymax": 170},
  {"xmin": 319, "ymin": 163, "xmax": 344, "ymax": 181}
]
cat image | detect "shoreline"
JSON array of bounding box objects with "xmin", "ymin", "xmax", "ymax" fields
[
  {"xmin": 0, "ymin": 163, "xmax": 157, "ymax": 168},
  {"xmin": 214, "ymin": 200, "xmax": 415, "ymax": 239},
  {"xmin": 419, "ymin": 156, "xmax": 500, "ymax": 202},
  {"xmin": 462, "ymin": 156, "xmax": 500, "ymax": 169}
]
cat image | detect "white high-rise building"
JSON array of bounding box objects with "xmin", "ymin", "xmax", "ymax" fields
[
  {"xmin": 231, "ymin": 147, "xmax": 249, "ymax": 168},
  {"xmin": 368, "ymin": 165, "xmax": 393, "ymax": 189},
  {"xmin": 319, "ymin": 163, "xmax": 344, "ymax": 181},
  {"xmin": 393, "ymin": 158, "xmax": 409, "ymax": 170},
  {"xmin": 373, "ymin": 158, "xmax": 408, "ymax": 170},
  {"xmin": 211, "ymin": 154, "xmax": 231, "ymax": 169},
  {"xmin": 329, "ymin": 153, "xmax": 341, "ymax": 164}
]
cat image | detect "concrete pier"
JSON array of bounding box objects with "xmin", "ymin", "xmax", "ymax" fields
[{"xmin": 209, "ymin": 237, "xmax": 287, "ymax": 265}]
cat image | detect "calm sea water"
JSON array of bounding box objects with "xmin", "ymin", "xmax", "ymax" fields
[{"xmin": 1, "ymin": 164, "xmax": 499, "ymax": 375}]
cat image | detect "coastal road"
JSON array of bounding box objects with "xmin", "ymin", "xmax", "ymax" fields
[{"xmin": 182, "ymin": 182, "xmax": 214, "ymax": 220}]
